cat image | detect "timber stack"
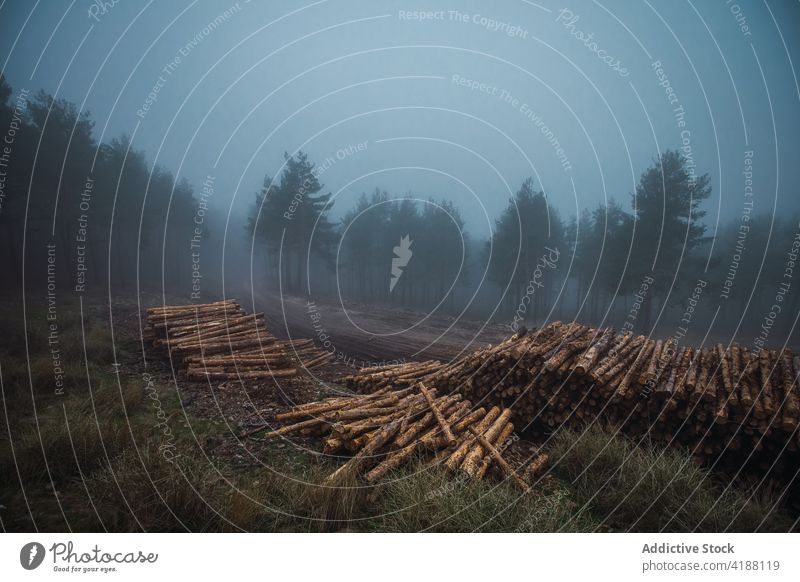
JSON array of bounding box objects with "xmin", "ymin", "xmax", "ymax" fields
[
  {"xmin": 246, "ymin": 384, "xmax": 534, "ymax": 487},
  {"xmin": 144, "ymin": 299, "xmax": 334, "ymax": 380},
  {"xmin": 345, "ymin": 321, "xmax": 800, "ymax": 474},
  {"xmin": 343, "ymin": 360, "xmax": 447, "ymax": 393}
]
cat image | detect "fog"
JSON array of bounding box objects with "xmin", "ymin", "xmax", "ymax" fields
[{"xmin": 2, "ymin": 0, "xmax": 800, "ymax": 346}]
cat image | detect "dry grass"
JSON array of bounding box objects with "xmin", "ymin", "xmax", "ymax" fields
[
  {"xmin": 365, "ymin": 462, "xmax": 593, "ymax": 532},
  {"xmin": 547, "ymin": 424, "xmax": 794, "ymax": 532}
]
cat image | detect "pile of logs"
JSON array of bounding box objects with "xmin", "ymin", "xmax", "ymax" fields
[
  {"xmin": 247, "ymin": 384, "xmax": 538, "ymax": 487},
  {"xmin": 144, "ymin": 299, "xmax": 334, "ymax": 380},
  {"xmin": 345, "ymin": 322, "xmax": 800, "ymax": 474},
  {"xmin": 343, "ymin": 360, "xmax": 447, "ymax": 393}
]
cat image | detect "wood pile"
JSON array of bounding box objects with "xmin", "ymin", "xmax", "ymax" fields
[
  {"xmin": 343, "ymin": 360, "xmax": 446, "ymax": 392},
  {"xmin": 345, "ymin": 322, "xmax": 800, "ymax": 474},
  {"xmin": 144, "ymin": 299, "xmax": 334, "ymax": 380},
  {"xmin": 246, "ymin": 384, "xmax": 532, "ymax": 487}
]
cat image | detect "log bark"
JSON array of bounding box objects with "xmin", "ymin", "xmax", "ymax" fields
[
  {"xmin": 461, "ymin": 409, "xmax": 513, "ymax": 476},
  {"xmin": 467, "ymin": 427, "xmax": 527, "ymax": 490},
  {"xmin": 420, "ymin": 382, "xmax": 456, "ymax": 445},
  {"xmin": 325, "ymin": 420, "xmax": 401, "ymax": 484}
]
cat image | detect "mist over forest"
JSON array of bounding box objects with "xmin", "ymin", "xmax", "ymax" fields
[
  {"xmin": 1, "ymin": 2, "xmax": 799, "ymax": 356},
  {"xmin": 1, "ymin": 75, "xmax": 798, "ymax": 348}
]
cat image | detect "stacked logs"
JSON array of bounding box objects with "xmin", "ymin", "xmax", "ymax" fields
[
  {"xmin": 144, "ymin": 299, "xmax": 334, "ymax": 380},
  {"xmin": 343, "ymin": 360, "xmax": 446, "ymax": 393},
  {"xmin": 344, "ymin": 322, "xmax": 800, "ymax": 474},
  {"xmin": 247, "ymin": 384, "xmax": 533, "ymax": 487}
]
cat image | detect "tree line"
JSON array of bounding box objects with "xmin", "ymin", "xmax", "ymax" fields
[
  {"xmin": 2, "ymin": 74, "xmax": 797, "ymax": 342},
  {"xmin": 0, "ymin": 75, "xmax": 197, "ymax": 297},
  {"xmin": 248, "ymin": 149, "xmax": 799, "ymax": 341}
]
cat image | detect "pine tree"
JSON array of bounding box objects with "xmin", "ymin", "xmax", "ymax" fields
[
  {"xmin": 628, "ymin": 150, "xmax": 711, "ymax": 330},
  {"xmin": 488, "ymin": 178, "xmax": 564, "ymax": 319},
  {"xmin": 248, "ymin": 151, "xmax": 336, "ymax": 292}
]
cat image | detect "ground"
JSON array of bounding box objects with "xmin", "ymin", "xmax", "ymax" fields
[
  {"xmin": 0, "ymin": 294, "xmax": 795, "ymax": 532},
  {"xmin": 254, "ymin": 291, "xmax": 510, "ymax": 362}
]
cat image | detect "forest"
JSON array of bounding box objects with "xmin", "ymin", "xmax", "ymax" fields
[{"xmin": 2, "ymin": 73, "xmax": 798, "ymax": 347}]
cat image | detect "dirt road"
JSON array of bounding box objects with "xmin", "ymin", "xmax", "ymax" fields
[{"xmin": 250, "ymin": 292, "xmax": 510, "ymax": 366}]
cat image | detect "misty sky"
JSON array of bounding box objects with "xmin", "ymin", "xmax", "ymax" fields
[{"xmin": 2, "ymin": 0, "xmax": 799, "ymax": 238}]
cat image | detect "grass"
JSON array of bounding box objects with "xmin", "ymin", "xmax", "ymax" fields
[
  {"xmin": 3, "ymin": 395, "xmax": 794, "ymax": 531},
  {"xmin": 547, "ymin": 424, "xmax": 795, "ymax": 532},
  {"xmin": 366, "ymin": 463, "xmax": 593, "ymax": 532},
  {"xmin": 0, "ymin": 297, "xmax": 795, "ymax": 532},
  {"xmin": 72, "ymin": 448, "xmax": 234, "ymax": 532},
  {"xmin": 49, "ymin": 432, "xmax": 792, "ymax": 532},
  {"xmin": 54, "ymin": 453, "xmax": 596, "ymax": 532}
]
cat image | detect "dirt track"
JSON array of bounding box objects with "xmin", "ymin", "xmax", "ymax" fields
[{"xmin": 251, "ymin": 292, "xmax": 510, "ymax": 365}]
